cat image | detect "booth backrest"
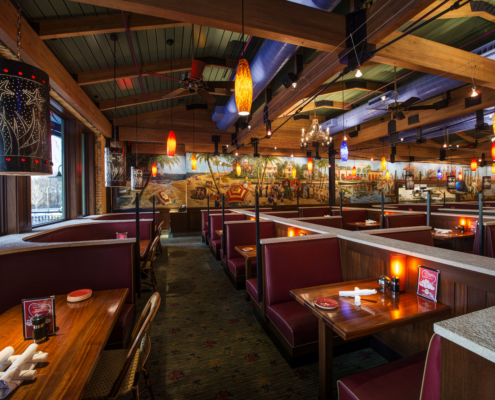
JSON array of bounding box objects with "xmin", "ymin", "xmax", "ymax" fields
[
  {"xmin": 333, "ymin": 209, "xmax": 368, "ymax": 230},
  {"xmin": 202, "ymin": 210, "xmax": 225, "ymax": 234},
  {"xmin": 225, "ymin": 221, "xmax": 276, "ymax": 262},
  {"xmin": 396, "ymin": 205, "xmax": 443, "ymax": 212},
  {"xmin": 372, "ymin": 229, "xmax": 434, "ymax": 246},
  {"xmin": 299, "ymin": 207, "xmax": 331, "ymax": 218},
  {"xmin": 27, "ymin": 221, "xmax": 152, "ymax": 243},
  {"xmin": 96, "ymin": 212, "xmax": 159, "ymax": 224},
  {"xmin": 264, "ymin": 237, "xmax": 342, "ymax": 306},
  {"xmin": 293, "ymin": 217, "xmax": 343, "ymax": 229},
  {"xmin": 209, "ymin": 214, "xmax": 246, "ymax": 241},
  {"xmin": 385, "ymin": 214, "xmax": 427, "ymax": 229},
  {"xmin": 485, "ymin": 225, "xmax": 495, "ymax": 258},
  {"xmin": 262, "ymin": 211, "xmax": 299, "ymax": 218},
  {"xmin": 0, "ymin": 243, "xmax": 135, "ymax": 314},
  {"xmin": 420, "ymin": 334, "xmax": 442, "ymax": 400},
  {"xmin": 244, "ymin": 208, "xmax": 272, "ymax": 212}
]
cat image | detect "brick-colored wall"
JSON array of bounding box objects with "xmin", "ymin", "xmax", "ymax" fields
[{"xmin": 94, "ymin": 132, "xmax": 106, "ymax": 214}]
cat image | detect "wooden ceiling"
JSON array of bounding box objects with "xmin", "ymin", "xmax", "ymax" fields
[{"xmin": 1, "ymin": 0, "xmax": 494, "ymax": 162}]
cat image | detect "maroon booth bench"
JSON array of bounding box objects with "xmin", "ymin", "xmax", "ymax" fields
[
  {"xmin": 363, "ymin": 227, "xmax": 434, "ymax": 247},
  {"xmin": 299, "ymin": 206, "xmax": 331, "ymax": 218},
  {"xmin": 290, "ymin": 217, "xmax": 343, "ymax": 229},
  {"xmin": 201, "ymin": 210, "xmax": 226, "ymax": 244},
  {"xmin": 260, "ymin": 236, "xmax": 343, "ymax": 360},
  {"xmin": 224, "ymin": 220, "xmax": 276, "ymax": 289},
  {"xmin": 333, "ymin": 209, "xmax": 369, "ymax": 230},
  {"xmin": 338, "ymin": 333, "xmax": 441, "ymax": 400},
  {"xmin": 209, "ymin": 213, "xmax": 246, "ymax": 259},
  {"xmin": 385, "ymin": 213, "xmax": 427, "ymax": 229}
]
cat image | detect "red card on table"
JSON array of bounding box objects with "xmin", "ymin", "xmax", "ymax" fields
[
  {"xmin": 21, "ymin": 296, "xmax": 56, "ymax": 340},
  {"xmin": 417, "ymin": 266, "xmax": 440, "ymax": 302}
]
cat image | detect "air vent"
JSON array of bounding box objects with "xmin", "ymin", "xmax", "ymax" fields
[
  {"xmin": 408, "ymin": 114, "xmax": 419, "ymax": 125},
  {"xmin": 388, "ymin": 120, "xmax": 396, "ymax": 135},
  {"xmin": 316, "ymin": 100, "xmax": 334, "ymax": 107}
]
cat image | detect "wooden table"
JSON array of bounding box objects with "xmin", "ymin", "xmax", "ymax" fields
[
  {"xmin": 234, "ymin": 245, "xmax": 257, "ymax": 280},
  {"xmin": 346, "ymin": 222, "xmax": 381, "ymax": 231},
  {"xmin": 291, "ymin": 278, "xmax": 450, "ymax": 400},
  {"xmin": 139, "ymin": 240, "xmax": 150, "ymax": 259},
  {"xmin": 215, "ymin": 230, "xmax": 223, "ymax": 238},
  {"xmin": 431, "ymin": 230, "xmax": 475, "ymax": 251},
  {"xmin": 0, "ymin": 289, "xmax": 127, "ymax": 400}
]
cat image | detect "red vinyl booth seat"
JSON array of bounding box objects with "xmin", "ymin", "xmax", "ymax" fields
[
  {"xmin": 246, "ymin": 278, "xmax": 259, "ymax": 304},
  {"xmin": 96, "ymin": 212, "xmax": 159, "ymax": 225},
  {"xmin": 209, "ymin": 214, "xmax": 245, "ymax": 251},
  {"xmin": 374, "ymin": 229, "xmax": 434, "ymax": 246},
  {"xmin": 485, "ymin": 225, "xmax": 495, "ymax": 258},
  {"xmin": 396, "ymin": 205, "xmax": 443, "ymax": 212},
  {"xmin": 333, "ymin": 210, "xmax": 369, "ymax": 230},
  {"xmin": 202, "ymin": 210, "xmax": 223, "ymax": 241},
  {"xmin": 295, "ymin": 217, "xmax": 343, "ymax": 229},
  {"xmin": 225, "ymin": 221, "xmax": 275, "ymax": 277},
  {"xmin": 299, "ymin": 207, "xmax": 331, "ymax": 218},
  {"xmin": 385, "ymin": 214, "xmax": 427, "ymax": 229},
  {"xmin": 264, "ymin": 238, "xmax": 342, "ymax": 348},
  {"xmin": 262, "ymin": 211, "xmax": 299, "ymax": 218},
  {"xmin": 338, "ymin": 333, "xmax": 441, "ymax": 400}
]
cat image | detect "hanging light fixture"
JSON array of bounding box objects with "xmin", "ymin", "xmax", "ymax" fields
[
  {"xmin": 292, "ymin": 165, "xmax": 297, "ymax": 178},
  {"xmin": 381, "ymin": 157, "xmax": 387, "ymax": 171},
  {"xmin": 492, "ymin": 164, "xmax": 495, "ymax": 174},
  {"xmin": 167, "ymin": 131, "xmax": 176, "ymax": 157},
  {"xmin": 437, "ymin": 169, "xmax": 442, "ymax": 179},
  {"xmin": 352, "ymin": 166, "xmax": 356, "ymax": 176},
  {"xmin": 105, "ymin": 35, "xmax": 126, "ymax": 187},
  {"xmin": 340, "ymin": 141, "xmax": 348, "ymax": 162},
  {"xmin": 235, "ymin": 0, "xmax": 253, "ymax": 116},
  {"xmin": 130, "ymin": 110, "xmax": 144, "ymax": 190},
  {"xmin": 470, "ymin": 62, "xmax": 478, "ymax": 97},
  {"xmin": 350, "ymin": 33, "xmax": 363, "ymax": 78},
  {"xmin": 0, "ymin": 1, "xmax": 52, "ymax": 175},
  {"xmin": 458, "ymin": 171, "xmax": 463, "ymax": 180},
  {"xmin": 300, "ymin": 103, "xmax": 332, "ymax": 151},
  {"xmin": 471, "ymin": 158, "xmax": 478, "ymax": 171},
  {"xmin": 385, "ymin": 170, "xmax": 390, "ymax": 179},
  {"xmin": 491, "ymin": 141, "xmax": 495, "ymax": 161},
  {"xmin": 190, "ymin": 109, "xmax": 197, "ymax": 170},
  {"xmin": 307, "ymin": 157, "xmax": 313, "ymax": 172},
  {"xmin": 151, "ymin": 143, "xmax": 157, "ymax": 177}
]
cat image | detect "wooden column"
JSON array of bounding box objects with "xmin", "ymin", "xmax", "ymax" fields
[
  {"xmin": 0, "ymin": 176, "xmax": 31, "ymax": 235},
  {"xmin": 329, "ymin": 142, "xmax": 335, "ymax": 214},
  {"xmin": 65, "ymin": 119, "xmax": 84, "ymax": 219},
  {"xmin": 84, "ymin": 130, "xmax": 96, "ymax": 216}
]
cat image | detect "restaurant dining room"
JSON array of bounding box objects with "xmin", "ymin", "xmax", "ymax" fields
[{"xmin": 2, "ymin": 0, "xmax": 495, "ymax": 398}]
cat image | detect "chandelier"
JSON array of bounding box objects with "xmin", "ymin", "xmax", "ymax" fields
[{"xmin": 299, "ymin": 102, "xmax": 332, "ymax": 150}]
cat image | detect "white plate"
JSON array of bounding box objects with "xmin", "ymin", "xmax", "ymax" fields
[{"xmin": 242, "ymin": 248, "xmax": 253, "ymax": 252}]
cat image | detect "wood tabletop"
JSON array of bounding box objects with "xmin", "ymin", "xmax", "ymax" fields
[
  {"xmin": 140, "ymin": 240, "xmax": 150, "ymax": 258},
  {"xmin": 346, "ymin": 222, "xmax": 381, "ymax": 228},
  {"xmin": 215, "ymin": 230, "xmax": 223, "ymax": 238},
  {"xmin": 0, "ymin": 289, "xmax": 127, "ymax": 400},
  {"xmin": 291, "ymin": 278, "xmax": 450, "ymax": 341},
  {"xmin": 431, "ymin": 231, "xmax": 476, "ymax": 241},
  {"xmin": 234, "ymin": 245, "xmax": 257, "ymax": 260}
]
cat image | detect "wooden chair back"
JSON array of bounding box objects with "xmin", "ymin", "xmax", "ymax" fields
[
  {"xmin": 155, "ymin": 221, "xmax": 164, "ymax": 238},
  {"xmin": 142, "ymin": 236, "xmax": 160, "ymax": 271},
  {"xmin": 108, "ymin": 292, "xmax": 161, "ymax": 399}
]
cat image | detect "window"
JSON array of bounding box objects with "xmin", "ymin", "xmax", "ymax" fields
[{"xmin": 31, "ymin": 113, "xmax": 65, "ymax": 226}]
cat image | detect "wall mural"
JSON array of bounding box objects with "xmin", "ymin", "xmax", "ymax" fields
[{"xmin": 114, "ymin": 152, "xmax": 495, "ymax": 209}]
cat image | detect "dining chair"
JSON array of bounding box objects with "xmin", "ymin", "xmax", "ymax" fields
[
  {"xmin": 141, "ymin": 236, "xmax": 159, "ymax": 292},
  {"xmin": 154, "ymin": 221, "xmax": 164, "ymax": 256},
  {"xmin": 83, "ymin": 292, "xmax": 162, "ymax": 400}
]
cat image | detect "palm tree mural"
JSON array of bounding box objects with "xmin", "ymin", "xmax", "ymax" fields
[
  {"xmin": 189, "ymin": 153, "xmax": 222, "ymax": 194},
  {"xmin": 259, "ymin": 156, "xmax": 283, "ymax": 188},
  {"xmin": 316, "ymin": 159, "xmax": 329, "ymax": 188}
]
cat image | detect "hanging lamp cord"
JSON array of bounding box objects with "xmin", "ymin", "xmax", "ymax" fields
[
  {"xmin": 16, "ymin": 0, "xmax": 22, "ymax": 61},
  {"xmin": 135, "ymin": 108, "xmax": 138, "ymax": 167},
  {"xmin": 113, "ymin": 37, "xmax": 117, "ymax": 144}
]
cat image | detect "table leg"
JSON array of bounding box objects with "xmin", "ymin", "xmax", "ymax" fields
[
  {"xmin": 245, "ymin": 259, "xmax": 252, "ymax": 301},
  {"xmin": 319, "ymin": 318, "xmax": 334, "ymax": 400}
]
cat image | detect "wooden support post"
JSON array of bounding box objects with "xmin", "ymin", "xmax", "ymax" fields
[
  {"xmin": 135, "ymin": 193, "xmax": 141, "ymax": 298},
  {"xmin": 479, "ymin": 193, "xmax": 484, "ymax": 256},
  {"xmin": 221, "ymin": 193, "xmax": 225, "ymax": 257},
  {"xmin": 381, "ymin": 192, "xmax": 385, "ymax": 229},
  {"xmin": 255, "ymin": 188, "xmax": 262, "ymax": 303},
  {"xmin": 329, "ymin": 142, "xmax": 335, "ymax": 216},
  {"xmin": 340, "ymin": 191, "xmax": 343, "ymax": 218},
  {"xmin": 427, "ymin": 191, "xmax": 431, "ymax": 227}
]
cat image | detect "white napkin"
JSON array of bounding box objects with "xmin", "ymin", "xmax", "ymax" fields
[
  {"xmin": 0, "ymin": 349, "xmax": 14, "ymax": 366},
  {"xmin": 365, "ymin": 219, "xmax": 377, "ymax": 225},
  {"xmin": 324, "ymin": 215, "xmax": 330, "ymax": 217},
  {"xmin": 0, "ymin": 365, "xmax": 37, "ymax": 381},
  {"xmin": 0, "ymin": 351, "xmax": 48, "ymax": 372},
  {"xmin": 340, "ymin": 286, "xmax": 377, "ymax": 297},
  {"xmin": 434, "ymin": 228, "xmax": 452, "ymax": 234},
  {"xmin": 0, "ymin": 344, "xmax": 38, "ymax": 399}
]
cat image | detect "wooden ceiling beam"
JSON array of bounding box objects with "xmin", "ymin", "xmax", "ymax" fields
[
  {"xmin": 72, "ymin": 0, "xmax": 347, "ymax": 53},
  {"xmin": 0, "ymin": 0, "xmax": 112, "ymax": 136},
  {"xmin": 374, "ymin": 32, "xmax": 495, "ymax": 89},
  {"xmin": 284, "ymin": 101, "xmax": 350, "ymax": 116},
  {"xmin": 98, "ymin": 87, "xmax": 231, "ymax": 110},
  {"xmin": 76, "ymin": 56, "xmax": 236, "ymax": 86},
  {"xmin": 410, "ymin": 1, "xmax": 495, "ymax": 23},
  {"xmin": 33, "ymin": 13, "xmax": 187, "ymax": 40}
]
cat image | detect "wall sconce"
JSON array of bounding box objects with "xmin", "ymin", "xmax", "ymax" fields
[
  {"xmin": 390, "ymin": 254, "xmax": 406, "ymax": 292},
  {"xmin": 288, "ymin": 229, "xmax": 294, "ymax": 237}
]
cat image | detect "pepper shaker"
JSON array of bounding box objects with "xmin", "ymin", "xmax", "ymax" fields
[
  {"xmin": 391, "ymin": 276, "xmax": 400, "ymax": 299},
  {"xmin": 31, "ymin": 315, "xmax": 46, "ymax": 344}
]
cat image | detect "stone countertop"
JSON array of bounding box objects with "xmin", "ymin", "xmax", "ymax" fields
[
  {"xmin": 0, "ymin": 217, "xmax": 149, "ymax": 256},
  {"xmin": 434, "ymin": 307, "xmax": 495, "ymax": 363}
]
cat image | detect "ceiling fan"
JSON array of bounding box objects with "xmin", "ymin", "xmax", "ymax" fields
[
  {"xmin": 365, "ymin": 66, "xmax": 439, "ymax": 121},
  {"xmin": 144, "ymin": 25, "xmax": 235, "ymax": 104}
]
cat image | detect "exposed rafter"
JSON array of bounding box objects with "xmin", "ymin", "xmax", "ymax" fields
[
  {"xmin": 76, "ymin": 56, "xmax": 237, "ymax": 86},
  {"xmin": 33, "ymin": 13, "xmax": 187, "ymax": 40}
]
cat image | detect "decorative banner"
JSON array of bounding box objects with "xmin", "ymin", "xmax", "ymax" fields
[
  {"xmin": 21, "ymin": 296, "xmax": 56, "ymax": 339},
  {"xmin": 104, "ymin": 147, "xmax": 126, "ymax": 187},
  {"xmin": 130, "ymin": 166, "xmax": 144, "ymax": 190},
  {"xmin": 447, "ymin": 175, "xmax": 456, "ymax": 190},
  {"xmin": 116, "ymin": 232, "xmax": 128, "ymax": 239},
  {"xmin": 483, "ymin": 176, "xmax": 491, "ymax": 190},
  {"xmin": 416, "ymin": 265, "xmax": 440, "ymax": 302},
  {"xmin": 405, "ymin": 175, "xmax": 414, "ymax": 190}
]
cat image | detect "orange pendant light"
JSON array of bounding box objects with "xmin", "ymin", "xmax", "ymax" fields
[
  {"xmin": 292, "ymin": 167, "xmax": 297, "ymax": 178},
  {"xmin": 307, "ymin": 157, "xmax": 313, "ymax": 172},
  {"xmin": 385, "ymin": 170, "xmax": 390, "ymax": 179},
  {"xmin": 236, "ymin": 162, "xmax": 241, "ymax": 176},
  {"xmin": 491, "ymin": 141, "xmax": 495, "ymax": 161},
  {"xmin": 471, "ymin": 158, "xmax": 477, "ymax": 171},
  {"xmin": 381, "ymin": 156, "xmax": 387, "ymax": 171},
  {"xmin": 352, "ymin": 166, "xmax": 356, "ymax": 176},
  {"xmin": 235, "ymin": 59, "xmax": 253, "ymax": 116},
  {"xmin": 492, "ymin": 164, "xmax": 495, "ymax": 174},
  {"xmin": 151, "ymin": 162, "xmax": 157, "ymax": 177},
  {"xmin": 458, "ymin": 171, "xmax": 463, "ymax": 180},
  {"xmin": 167, "ymin": 131, "xmax": 176, "ymax": 157},
  {"xmin": 191, "ymin": 154, "xmax": 197, "ymax": 170}
]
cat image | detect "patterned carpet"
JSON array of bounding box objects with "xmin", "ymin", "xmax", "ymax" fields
[{"xmin": 131, "ymin": 236, "xmax": 388, "ymax": 400}]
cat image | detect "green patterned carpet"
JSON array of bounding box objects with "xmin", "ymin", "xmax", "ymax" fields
[{"xmin": 132, "ymin": 236, "xmax": 387, "ymax": 400}]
